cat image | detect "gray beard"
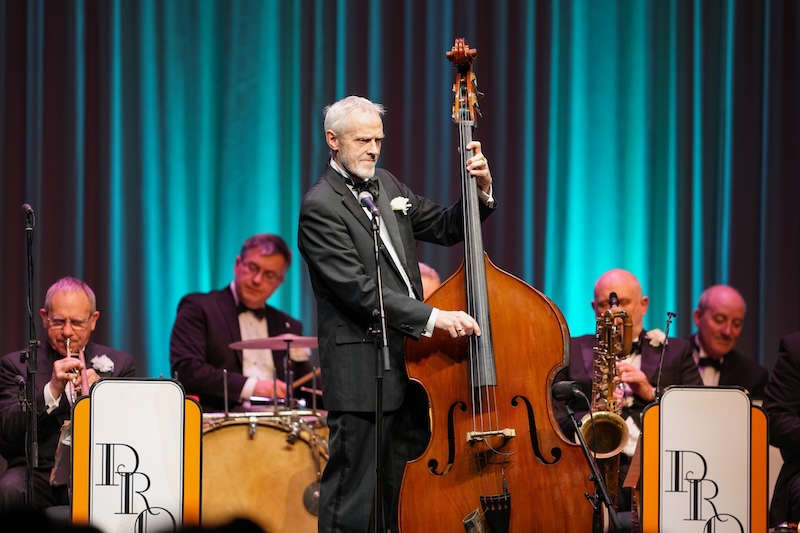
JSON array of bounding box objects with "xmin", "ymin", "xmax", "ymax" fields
[{"xmin": 340, "ymin": 159, "xmax": 375, "ymax": 181}]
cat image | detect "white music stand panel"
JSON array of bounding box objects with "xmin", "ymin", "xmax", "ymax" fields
[{"xmin": 88, "ymin": 379, "xmax": 185, "ymax": 533}]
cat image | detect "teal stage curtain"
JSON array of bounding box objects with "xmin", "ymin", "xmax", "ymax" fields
[{"xmin": 2, "ymin": 0, "xmax": 798, "ymax": 376}]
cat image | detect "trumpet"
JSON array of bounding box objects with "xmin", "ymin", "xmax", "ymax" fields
[{"xmin": 65, "ymin": 338, "xmax": 90, "ymax": 398}]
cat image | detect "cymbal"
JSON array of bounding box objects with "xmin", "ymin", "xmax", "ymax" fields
[{"xmin": 229, "ymin": 333, "xmax": 318, "ymax": 350}]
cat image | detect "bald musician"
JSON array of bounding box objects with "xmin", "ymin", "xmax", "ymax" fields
[
  {"xmin": 555, "ymin": 269, "xmax": 701, "ymax": 446},
  {"xmin": 689, "ymin": 284, "xmax": 767, "ymax": 398}
]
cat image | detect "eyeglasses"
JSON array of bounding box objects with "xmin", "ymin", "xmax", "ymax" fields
[
  {"xmin": 243, "ymin": 261, "xmax": 285, "ymax": 282},
  {"xmin": 47, "ymin": 316, "xmax": 92, "ymax": 331}
]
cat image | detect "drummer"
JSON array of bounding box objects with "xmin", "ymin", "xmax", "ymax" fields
[{"xmin": 169, "ymin": 233, "xmax": 317, "ymax": 411}]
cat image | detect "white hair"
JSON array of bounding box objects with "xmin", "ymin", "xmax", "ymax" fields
[
  {"xmin": 323, "ymin": 96, "xmax": 385, "ymax": 135},
  {"xmin": 44, "ymin": 276, "xmax": 97, "ymax": 313}
]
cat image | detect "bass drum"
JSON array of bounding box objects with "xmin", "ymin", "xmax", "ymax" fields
[{"xmin": 202, "ymin": 415, "xmax": 327, "ymax": 532}]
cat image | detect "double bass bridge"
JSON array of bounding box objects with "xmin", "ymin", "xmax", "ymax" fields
[{"xmin": 465, "ymin": 428, "xmax": 516, "ymax": 443}]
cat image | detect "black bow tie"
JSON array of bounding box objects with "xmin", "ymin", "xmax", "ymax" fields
[
  {"xmin": 697, "ymin": 357, "xmax": 722, "ymax": 371},
  {"xmin": 630, "ymin": 340, "xmax": 641, "ymax": 354},
  {"xmin": 345, "ymin": 176, "xmax": 379, "ymax": 199},
  {"xmin": 237, "ymin": 304, "xmax": 267, "ymax": 320}
]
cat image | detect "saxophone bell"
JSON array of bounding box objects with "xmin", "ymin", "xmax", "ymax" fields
[{"xmin": 579, "ymin": 410, "xmax": 629, "ymax": 458}]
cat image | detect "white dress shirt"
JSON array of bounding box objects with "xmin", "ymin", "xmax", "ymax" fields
[
  {"xmin": 230, "ymin": 282, "xmax": 310, "ymax": 400},
  {"xmin": 692, "ymin": 334, "xmax": 722, "ymax": 387}
]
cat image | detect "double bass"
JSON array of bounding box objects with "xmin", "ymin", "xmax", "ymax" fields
[{"xmin": 398, "ymin": 39, "xmax": 593, "ymax": 532}]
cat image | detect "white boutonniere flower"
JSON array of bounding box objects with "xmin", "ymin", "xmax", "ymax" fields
[
  {"xmin": 390, "ymin": 196, "xmax": 411, "ymax": 215},
  {"xmin": 91, "ymin": 354, "xmax": 114, "ymax": 373},
  {"xmin": 645, "ymin": 328, "xmax": 666, "ymax": 347}
]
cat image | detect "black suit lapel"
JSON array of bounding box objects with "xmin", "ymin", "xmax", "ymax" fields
[
  {"xmin": 375, "ymin": 179, "xmax": 423, "ymax": 299},
  {"xmin": 324, "ymin": 167, "xmax": 373, "ymax": 236},
  {"xmin": 638, "ymin": 331, "xmax": 663, "ymax": 381},
  {"xmin": 717, "ymin": 353, "xmax": 734, "ymax": 385},
  {"xmin": 374, "ymin": 179, "xmax": 423, "ymax": 297},
  {"xmin": 376, "ymin": 181, "xmax": 409, "ymax": 270},
  {"xmin": 265, "ymin": 306, "xmax": 291, "ymax": 334},
  {"xmin": 326, "ymin": 168, "xmax": 420, "ymax": 296},
  {"xmin": 215, "ymin": 288, "xmax": 243, "ymax": 366},
  {"xmin": 640, "ymin": 344, "xmax": 658, "ymax": 381}
]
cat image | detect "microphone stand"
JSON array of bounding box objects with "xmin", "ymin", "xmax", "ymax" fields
[
  {"xmin": 21, "ymin": 204, "xmax": 40, "ymax": 506},
  {"xmin": 368, "ymin": 210, "xmax": 391, "ymax": 533},
  {"xmin": 563, "ymin": 395, "xmax": 625, "ymax": 533},
  {"xmin": 654, "ymin": 311, "xmax": 676, "ymax": 401}
]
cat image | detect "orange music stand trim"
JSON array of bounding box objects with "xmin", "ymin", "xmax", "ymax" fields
[
  {"xmin": 70, "ymin": 386, "xmax": 202, "ymax": 526},
  {"xmin": 640, "ymin": 389, "xmax": 767, "ymax": 532}
]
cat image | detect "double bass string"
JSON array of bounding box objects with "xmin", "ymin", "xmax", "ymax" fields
[
  {"xmin": 458, "ymin": 117, "xmax": 481, "ymax": 435},
  {"xmin": 458, "ymin": 114, "xmax": 501, "ymax": 438}
]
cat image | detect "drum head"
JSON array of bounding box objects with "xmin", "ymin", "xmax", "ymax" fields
[{"xmin": 202, "ymin": 420, "xmax": 326, "ymax": 532}]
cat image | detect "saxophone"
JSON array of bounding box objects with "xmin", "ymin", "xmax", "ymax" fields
[
  {"xmin": 580, "ymin": 291, "xmax": 632, "ymax": 459},
  {"xmin": 579, "ymin": 292, "xmax": 633, "ymax": 508}
]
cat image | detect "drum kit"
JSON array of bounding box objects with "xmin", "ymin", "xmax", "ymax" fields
[{"xmin": 201, "ymin": 334, "xmax": 326, "ymax": 533}]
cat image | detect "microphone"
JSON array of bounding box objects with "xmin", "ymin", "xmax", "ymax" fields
[
  {"xmin": 655, "ymin": 311, "xmax": 677, "ymax": 400},
  {"xmin": 358, "ymin": 191, "xmax": 381, "ymax": 218},
  {"xmin": 551, "ymin": 380, "xmax": 585, "ymax": 402},
  {"xmin": 22, "ymin": 203, "xmax": 35, "ymax": 231}
]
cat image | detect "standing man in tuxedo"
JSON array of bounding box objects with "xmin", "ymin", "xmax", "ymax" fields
[
  {"xmin": 170, "ymin": 234, "xmax": 313, "ymax": 412},
  {"xmin": 298, "ymin": 95, "xmax": 495, "ymax": 533},
  {"xmin": 765, "ymin": 332, "xmax": 800, "ymax": 526},
  {"xmin": 0, "ymin": 277, "xmax": 136, "ymax": 509},
  {"xmin": 690, "ymin": 284, "xmax": 767, "ymax": 399},
  {"xmin": 555, "ymin": 269, "xmax": 701, "ymax": 448}
]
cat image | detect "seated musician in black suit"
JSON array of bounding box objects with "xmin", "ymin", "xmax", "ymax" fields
[
  {"xmin": 689, "ymin": 284, "xmax": 768, "ymax": 399},
  {"xmin": 553, "ymin": 269, "xmax": 702, "ymax": 516},
  {"xmin": 0, "ymin": 277, "xmax": 136, "ymax": 509},
  {"xmin": 169, "ymin": 234, "xmax": 314, "ymax": 412},
  {"xmin": 765, "ymin": 332, "xmax": 800, "ymax": 526},
  {"xmin": 554, "ymin": 268, "xmax": 701, "ymax": 446}
]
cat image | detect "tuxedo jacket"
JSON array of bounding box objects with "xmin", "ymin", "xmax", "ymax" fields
[
  {"xmin": 689, "ymin": 337, "xmax": 768, "ymax": 399},
  {"xmin": 0, "ymin": 342, "xmax": 135, "ymax": 469},
  {"xmin": 764, "ymin": 332, "xmax": 800, "ymax": 525},
  {"xmin": 554, "ymin": 330, "xmax": 702, "ymax": 435},
  {"xmin": 169, "ymin": 287, "xmax": 310, "ymax": 412},
  {"xmin": 298, "ymin": 166, "xmax": 494, "ymax": 412}
]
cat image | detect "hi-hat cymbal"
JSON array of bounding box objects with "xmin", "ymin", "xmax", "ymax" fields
[{"xmin": 229, "ymin": 333, "xmax": 318, "ymax": 350}]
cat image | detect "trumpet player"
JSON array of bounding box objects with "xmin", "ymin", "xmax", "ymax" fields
[{"xmin": 0, "ymin": 276, "xmax": 135, "ymax": 510}]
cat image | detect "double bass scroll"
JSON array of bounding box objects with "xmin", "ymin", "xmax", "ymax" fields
[{"xmin": 398, "ymin": 38, "xmax": 594, "ymax": 532}]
